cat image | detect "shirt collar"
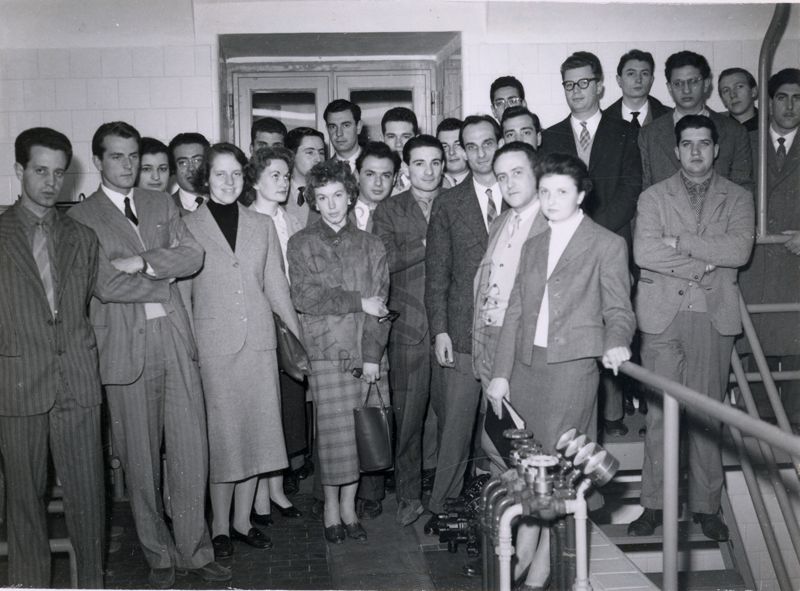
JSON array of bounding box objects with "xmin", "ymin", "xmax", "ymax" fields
[
  {"xmin": 178, "ymin": 187, "xmax": 203, "ymax": 211},
  {"xmin": 680, "ymin": 171, "xmax": 713, "ymax": 195},
  {"xmin": 769, "ymin": 124, "xmax": 798, "ymax": 153},
  {"xmin": 17, "ymin": 200, "xmax": 57, "ymax": 228},
  {"xmin": 621, "ymin": 100, "xmax": 650, "ymax": 122},
  {"xmin": 317, "ymin": 216, "xmax": 354, "ymax": 241},
  {"xmin": 101, "ymin": 183, "xmax": 134, "ymax": 212},
  {"xmin": 514, "ymin": 198, "xmax": 540, "ymax": 223},
  {"xmin": 673, "ymin": 106, "xmax": 709, "ymax": 125},
  {"xmin": 548, "ymin": 209, "xmax": 584, "ymax": 232},
  {"xmin": 570, "ymin": 109, "xmax": 602, "ymax": 138}
]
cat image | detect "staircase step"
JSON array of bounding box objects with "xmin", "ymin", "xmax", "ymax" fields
[
  {"xmin": 600, "ymin": 521, "xmax": 719, "ymax": 547},
  {"xmin": 646, "ymin": 569, "xmax": 747, "ymax": 590}
]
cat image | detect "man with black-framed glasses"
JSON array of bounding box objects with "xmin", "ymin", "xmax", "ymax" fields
[
  {"xmin": 168, "ymin": 132, "xmax": 211, "ymax": 215},
  {"xmin": 540, "ymin": 50, "xmax": 642, "ymax": 439},
  {"xmin": 638, "ymin": 50, "xmax": 753, "ymax": 192},
  {"xmin": 490, "ymin": 75, "xmax": 527, "ymax": 122}
]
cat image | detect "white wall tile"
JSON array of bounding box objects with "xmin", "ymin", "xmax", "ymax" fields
[
  {"xmin": 118, "ymin": 78, "xmax": 150, "ymax": 109},
  {"xmin": 180, "ymin": 77, "xmax": 212, "ymax": 108},
  {"xmin": 71, "ymin": 111, "xmax": 105, "ymax": 142},
  {"xmin": 55, "ymin": 79, "xmax": 88, "ymax": 110},
  {"xmin": 194, "ymin": 46, "xmax": 212, "ymax": 77},
  {"xmin": 0, "ymin": 114, "xmax": 9, "ymax": 142},
  {"xmin": 39, "ymin": 111, "xmax": 73, "ymax": 136},
  {"xmin": 164, "ymin": 46, "xmax": 195, "ymax": 77},
  {"xmin": 712, "ymin": 41, "xmax": 744, "ymax": 76},
  {"xmin": 69, "ymin": 48, "xmax": 102, "ymax": 78},
  {"xmin": 0, "ymin": 144, "xmax": 15, "ymax": 174},
  {"xmin": 134, "ymin": 109, "xmax": 168, "ymax": 141},
  {"xmin": 8, "ymin": 112, "xmax": 42, "ymax": 137},
  {"xmin": 101, "ymin": 48, "xmax": 133, "ymax": 78},
  {"xmin": 164, "ymin": 109, "xmax": 198, "ymax": 139},
  {"xmin": 102, "ymin": 110, "xmax": 137, "ymax": 124},
  {"xmin": 149, "ymin": 77, "xmax": 181, "ymax": 108},
  {"xmin": 537, "ymin": 43, "xmax": 568, "ymax": 78},
  {"xmin": 23, "ymin": 79, "xmax": 57, "ymax": 111},
  {"xmin": 87, "ymin": 79, "xmax": 119, "ymax": 110},
  {"xmin": 3, "ymin": 48, "xmax": 39, "ymax": 79},
  {"xmin": 38, "ymin": 49, "xmax": 71, "ymax": 79},
  {"xmin": 0, "ymin": 80, "xmax": 25, "ymax": 111},
  {"xmin": 506, "ymin": 44, "xmax": 539, "ymax": 76},
  {"xmin": 477, "ymin": 44, "xmax": 510, "ymax": 77},
  {"xmin": 132, "ymin": 47, "xmax": 165, "ymax": 78},
  {"xmin": 196, "ymin": 109, "xmax": 215, "ymax": 141}
]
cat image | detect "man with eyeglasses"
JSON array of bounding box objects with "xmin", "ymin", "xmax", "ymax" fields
[
  {"xmin": 540, "ymin": 51, "xmax": 642, "ymax": 439},
  {"xmin": 490, "ymin": 75, "xmax": 527, "ymax": 122},
  {"xmin": 168, "ymin": 132, "xmax": 211, "ymax": 215},
  {"xmin": 607, "ymin": 49, "xmax": 670, "ymax": 127},
  {"xmin": 638, "ymin": 51, "xmax": 753, "ymax": 192},
  {"xmin": 425, "ymin": 115, "xmax": 504, "ymax": 536}
]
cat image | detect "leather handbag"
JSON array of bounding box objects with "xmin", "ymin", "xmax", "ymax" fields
[
  {"xmin": 353, "ymin": 382, "xmax": 394, "ymax": 472},
  {"xmin": 272, "ymin": 312, "xmax": 310, "ymax": 382}
]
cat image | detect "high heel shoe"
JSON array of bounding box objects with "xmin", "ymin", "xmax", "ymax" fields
[
  {"xmin": 231, "ymin": 527, "xmax": 273, "ymax": 549},
  {"xmin": 271, "ymin": 500, "xmax": 303, "ymax": 518},
  {"xmin": 250, "ymin": 510, "xmax": 273, "ymax": 527}
]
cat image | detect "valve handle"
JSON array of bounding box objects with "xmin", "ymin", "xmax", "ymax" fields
[{"xmin": 524, "ymin": 454, "xmax": 558, "ymax": 468}]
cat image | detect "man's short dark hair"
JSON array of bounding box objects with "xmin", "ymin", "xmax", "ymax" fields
[
  {"xmin": 285, "ymin": 127, "xmax": 325, "ymax": 154},
  {"xmin": 561, "ymin": 51, "xmax": 603, "ymax": 80},
  {"xmin": 168, "ymin": 132, "xmax": 210, "ymax": 172},
  {"xmin": 535, "ymin": 152, "xmax": 593, "ymax": 195},
  {"xmin": 16, "ymin": 127, "xmax": 73, "ymax": 169},
  {"xmin": 250, "ymin": 117, "xmax": 288, "ymax": 144},
  {"xmin": 617, "ymin": 49, "xmax": 655, "ymax": 77},
  {"xmin": 674, "ymin": 114, "xmax": 719, "ymax": 146},
  {"xmin": 500, "ymin": 106, "xmax": 542, "ymax": 133},
  {"xmin": 436, "ymin": 117, "xmax": 463, "ymax": 135},
  {"xmin": 665, "ymin": 51, "xmax": 711, "ymax": 82},
  {"xmin": 490, "ymin": 76, "xmax": 525, "ymax": 103},
  {"xmin": 305, "ymin": 159, "xmax": 359, "ymax": 212},
  {"xmin": 492, "ymin": 141, "xmax": 537, "ymax": 172},
  {"xmin": 323, "ymin": 99, "xmax": 361, "ymax": 124},
  {"xmin": 718, "ymin": 67, "xmax": 757, "ymax": 90},
  {"xmin": 402, "ymin": 134, "xmax": 444, "ymax": 165},
  {"xmin": 355, "ymin": 141, "xmax": 401, "ymax": 174},
  {"xmin": 140, "ymin": 137, "xmax": 169, "ymax": 158},
  {"xmin": 768, "ymin": 68, "xmax": 800, "ymax": 99},
  {"xmin": 459, "ymin": 115, "xmax": 502, "ymax": 149},
  {"xmin": 92, "ymin": 121, "xmax": 141, "ymax": 159},
  {"xmin": 381, "ymin": 107, "xmax": 419, "ymax": 136}
]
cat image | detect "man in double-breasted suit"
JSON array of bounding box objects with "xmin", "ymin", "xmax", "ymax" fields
[
  {"xmin": 68, "ymin": 122, "xmax": 229, "ymax": 587},
  {"xmin": 629, "ymin": 115, "xmax": 754, "ymax": 542},
  {"xmin": 168, "ymin": 132, "xmax": 210, "ymax": 215},
  {"xmin": 0, "ymin": 128, "xmax": 105, "ymax": 588},
  {"xmin": 424, "ymin": 115, "xmax": 505, "ymax": 532},
  {"xmin": 638, "ymin": 51, "xmax": 753, "ymax": 193},
  {"xmin": 606, "ymin": 49, "xmax": 670, "ymax": 128},
  {"xmin": 540, "ymin": 50, "xmax": 642, "ymax": 436},
  {"xmin": 373, "ymin": 135, "xmax": 443, "ymax": 526}
]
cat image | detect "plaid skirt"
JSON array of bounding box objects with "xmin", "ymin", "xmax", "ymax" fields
[{"xmin": 309, "ymin": 360, "xmax": 389, "ymax": 486}]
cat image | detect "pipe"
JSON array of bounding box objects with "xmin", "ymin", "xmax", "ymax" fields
[
  {"xmin": 497, "ymin": 502, "xmax": 524, "ymax": 591},
  {"xmin": 619, "ymin": 362, "xmax": 800, "ymax": 458},
  {"xmin": 730, "ymin": 370, "xmax": 800, "ymax": 383},
  {"xmin": 564, "ymin": 480, "xmax": 593, "ymax": 591},
  {"xmin": 756, "ymin": 3, "xmax": 790, "ymax": 237},
  {"xmin": 492, "ymin": 496, "xmax": 518, "ymax": 591},
  {"xmin": 756, "ymin": 234, "xmax": 792, "ymax": 245},
  {"xmin": 483, "ymin": 483, "xmax": 507, "ymax": 591},
  {"xmin": 662, "ymin": 392, "xmax": 680, "ymax": 591}
]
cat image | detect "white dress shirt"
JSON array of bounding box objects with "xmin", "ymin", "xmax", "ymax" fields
[
  {"xmin": 621, "ymin": 100, "xmax": 651, "ymax": 124},
  {"xmin": 178, "ymin": 187, "xmax": 203, "ymax": 212},
  {"xmin": 770, "ymin": 125, "xmax": 797, "ymax": 154},
  {"xmin": 473, "ymin": 178, "xmax": 503, "ymax": 232},
  {"xmin": 354, "ymin": 198, "xmax": 377, "ymax": 231},
  {"xmin": 570, "ymin": 109, "xmax": 602, "ymax": 139}
]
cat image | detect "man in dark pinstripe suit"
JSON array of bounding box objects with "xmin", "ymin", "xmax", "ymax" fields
[{"xmin": 0, "ymin": 127, "xmax": 105, "ymax": 587}]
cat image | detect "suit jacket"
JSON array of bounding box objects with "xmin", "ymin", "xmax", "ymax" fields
[
  {"xmin": 638, "ymin": 108, "xmax": 754, "ymax": 193},
  {"xmin": 180, "ymin": 204, "xmax": 301, "ymax": 358},
  {"xmin": 425, "ymin": 174, "xmax": 490, "ymax": 354},
  {"xmin": 372, "ymin": 190, "xmax": 430, "ymax": 346},
  {"xmin": 471, "ymin": 206, "xmax": 549, "ymax": 378},
  {"xmin": 634, "ymin": 172, "xmax": 755, "ymax": 336},
  {"xmin": 540, "ymin": 112, "xmax": 642, "ymax": 251},
  {"xmin": 68, "ymin": 187, "xmax": 204, "ymax": 385},
  {"xmin": 0, "ymin": 204, "xmax": 102, "ymax": 415},
  {"xmin": 605, "ymin": 95, "xmax": 670, "ymax": 127},
  {"xmin": 493, "ymin": 215, "xmax": 635, "ymax": 378}
]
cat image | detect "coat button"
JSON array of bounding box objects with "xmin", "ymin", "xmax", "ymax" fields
[
  {"xmin": 233, "ymin": 262, "xmax": 239, "ymax": 268},
  {"xmin": 678, "ymin": 290, "xmax": 684, "ymax": 296}
]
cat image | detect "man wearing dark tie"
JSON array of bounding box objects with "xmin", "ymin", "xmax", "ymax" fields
[
  {"xmin": 324, "ymin": 99, "xmax": 363, "ymax": 173},
  {"xmin": 68, "ymin": 121, "xmax": 229, "ymax": 587},
  {"xmin": 285, "ymin": 127, "xmax": 326, "ymax": 227},
  {"xmin": 0, "ymin": 127, "xmax": 105, "ymax": 588},
  {"xmin": 606, "ymin": 49, "xmax": 670, "ymax": 128},
  {"xmin": 424, "ymin": 115, "xmax": 503, "ymax": 534},
  {"xmin": 168, "ymin": 132, "xmax": 210, "ymax": 215}
]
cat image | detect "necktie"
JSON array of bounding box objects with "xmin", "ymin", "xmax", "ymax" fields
[
  {"xmin": 630, "ymin": 112, "xmax": 641, "ymax": 128},
  {"xmin": 194, "ymin": 196, "xmax": 204, "ymax": 208},
  {"xmin": 507, "ymin": 213, "xmax": 521, "ymax": 238},
  {"xmin": 777, "ymin": 137, "xmax": 787, "ymax": 171},
  {"xmin": 33, "ymin": 221, "xmax": 55, "ymax": 314},
  {"xmin": 124, "ymin": 196, "xmax": 139, "ymax": 226},
  {"xmin": 417, "ymin": 198, "xmax": 430, "ymax": 221},
  {"xmin": 486, "ymin": 189, "xmax": 497, "ymax": 227},
  {"xmin": 579, "ymin": 121, "xmax": 591, "ymax": 151},
  {"xmin": 297, "ymin": 186, "xmax": 305, "ymax": 207}
]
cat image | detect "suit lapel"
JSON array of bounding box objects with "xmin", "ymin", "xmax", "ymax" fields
[
  {"xmin": 550, "ymin": 216, "xmax": 594, "ymax": 276},
  {"xmin": 404, "ymin": 192, "xmax": 429, "ymax": 234},
  {"xmin": 458, "ymin": 179, "xmax": 489, "ymax": 238},
  {"xmin": 53, "ymin": 213, "xmax": 80, "ymax": 305},
  {"xmin": 235, "ymin": 204, "xmax": 255, "ymax": 258},
  {"xmin": 768, "ymin": 135, "xmax": 800, "ymax": 184},
  {"xmin": 195, "ymin": 205, "xmax": 236, "ymax": 259},
  {"xmin": 92, "ymin": 190, "xmax": 146, "ymax": 253},
  {"xmin": 0, "ymin": 206, "xmax": 43, "ymax": 288}
]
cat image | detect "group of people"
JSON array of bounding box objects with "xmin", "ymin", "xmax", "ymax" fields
[{"xmin": 1, "ymin": 41, "xmax": 798, "ymax": 591}]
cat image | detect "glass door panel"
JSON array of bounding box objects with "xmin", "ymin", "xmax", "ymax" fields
[{"xmin": 350, "ymin": 89, "xmax": 413, "ymax": 142}]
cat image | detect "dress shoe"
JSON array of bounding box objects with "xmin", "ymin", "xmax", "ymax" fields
[
  {"xmin": 627, "ymin": 508, "xmax": 662, "ymax": 536},
  {"xmin": 250, "ymin": 510, "xmax": 273, "ymax": 527},
  {"xmin": 295, "ymin": 458, "xmax": 314, "ymax": 480},
  {"xmin": 462, "ymin": 557, "xmax": 482, "ymax": 577},
  {"xmin": 231, "ymin": 526, "xmax": 273, "ymax": 549},
  {"xmin": 421, "ymin": 468, "xmax": 436, "ymax": 493},
  {"xmin": 148, "ymin": 566, "xmax": 175, "ymax": 589},
  {"xmin": 284, "ymin": 470, "xmax": 299, "ymax": 495},
  {"xmin": 423, "ymin": 513, "xmax": 440, "ymax": 536},
  {"xmin": 356, "ymin": 498, "xmax": 382, "ymax": 519},
  {"xmin": 324, "ymin": 522, "xmax": 346, "ymax": 544},
  {"xmin": 396, "ymin": 499, "xmax": 425, "ymax": 526},
  {"xmin": 176, "ymin": 561, "xmax": 232, "ymax": 582},
  {"xmin": 693, "ymin": 511, "xmax": 729, "ymax": 541},
  {"xmin": 604, "ymin": 419, "xmax": 629, "ymax": 437},
  {"xmin": 212, "ymin": 534, "xmax": 233, "ymax": 559},
  {"xmin": 271, "ymin": 500, "xmax": 303, "ymax": 518},
  {"xmin": 344, "ymin": 521, "xmax": 368, "ymax": 541}
]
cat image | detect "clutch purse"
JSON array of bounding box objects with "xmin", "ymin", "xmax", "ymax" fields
[
  {"xmin": 272, "ymin": 312, "xmax": 310, "ymax": 382},
  {"xmin": 353, "ymin": 382, "xmax": 394, "ymax": 472}
]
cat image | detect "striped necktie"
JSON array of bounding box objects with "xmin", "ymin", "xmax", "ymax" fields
[
  {"xmin": 33, "ymin": 220, "xmax": 55, "ymax": 314},
  {"xmin": 486, "ymin": 188, "xmax": 497, "ymax": 227},
  {"xmin": 579, "ymin": 121, "xmax": 591, "ymax": 151}
]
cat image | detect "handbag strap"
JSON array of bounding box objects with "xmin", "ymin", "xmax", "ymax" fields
[{"xmin": 363, "ymin": 381, "xmax": 387, "ymax": 410}]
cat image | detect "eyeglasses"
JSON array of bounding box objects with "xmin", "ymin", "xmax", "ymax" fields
[
  {"xmin": 175, "ymin": 156, "xmax": 204, "ymax": 169},
  {"xmin": 670, "ymin": 77, "xmax": 704, "ymax": 91},
  {"xmin": 493, "ymin": 96, "xmax": 523, "ymax": 109},
  {"xmin": 561, "ymin": 78, "xmax": 598, "ymax": 91}
]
